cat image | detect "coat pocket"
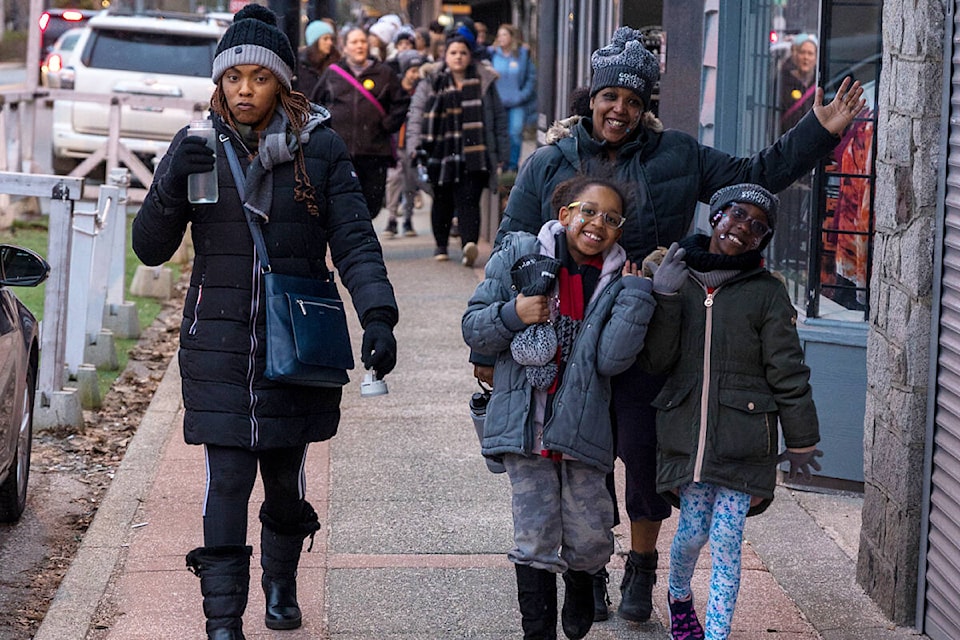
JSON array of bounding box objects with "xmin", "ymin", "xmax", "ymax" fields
[
  {"xmin": 652, "ymin": 382, "xmax": 697, "ymax": 457},
  {"xmin": 715, "ymin": 388, "xmax": 778, "ymax": 462}
]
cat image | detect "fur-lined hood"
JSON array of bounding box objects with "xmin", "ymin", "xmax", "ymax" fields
[{"xmin": 544, "ymin": 111, "xmax": 664, "ymax": 145}]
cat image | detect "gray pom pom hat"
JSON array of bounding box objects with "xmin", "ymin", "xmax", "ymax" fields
[
  {"xmin": 590, "ymin": 26, "xmax": 660, "ymax": 109},
  {"xmin": 212, "ymin": 4, "xmax": 296, "ymax": 91}
]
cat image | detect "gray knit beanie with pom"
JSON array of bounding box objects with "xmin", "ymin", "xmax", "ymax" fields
[
  {"xmin": 213, "ymin": 4, "xmax": 295, "ymax": 91},
  {"xmin": 590, "ymin": 26, "xmax": 660, "ymax": 109}
]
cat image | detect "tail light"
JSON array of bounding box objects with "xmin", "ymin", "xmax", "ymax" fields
[{"xmin": 60, "ymin": 67, "xmax": 75, "ymax": 90}]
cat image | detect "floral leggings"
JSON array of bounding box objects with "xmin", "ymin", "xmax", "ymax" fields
[{"xmin": 668, "ymin": 482, "xmax": 751, "ymax": 639}]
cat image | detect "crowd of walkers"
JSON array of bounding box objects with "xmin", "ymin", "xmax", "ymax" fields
[{"xmin": 136, "ymin": 6, "xmax": 865, "ymax": 640}]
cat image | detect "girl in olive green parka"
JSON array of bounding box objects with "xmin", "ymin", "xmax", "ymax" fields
[{"xmin": 639, "ymin": 183, "xmax": 823, "ymax": 640}]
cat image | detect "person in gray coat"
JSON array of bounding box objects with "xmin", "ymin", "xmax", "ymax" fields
[
  {"xmin": 132, "ymin": 7, "xmax": 397, "ymax": 638},
  {"xmin": 463, "ymin": 175, "xmax": 681, "ymax": 640},
  {"xmin": 479, "ymin": 26, "xmax": 865, "ymax": 623}
]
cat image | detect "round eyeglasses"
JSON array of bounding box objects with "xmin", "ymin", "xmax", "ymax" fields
[
  {"xmin": 723, "ymin": 205, "xmax": 771, "ymax": 238},
  {"xmin": 566, "ymin": 201, "xmax": 626, "ymax": 229}
]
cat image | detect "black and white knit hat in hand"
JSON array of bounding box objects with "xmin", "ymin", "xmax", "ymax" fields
[
  {"xmin": 212, "ymin": 4, "xmax": 295, "ymax": 91},
  {"xmin": 590, "ymin": 26, "xmax": 660, "ymax": 109}
]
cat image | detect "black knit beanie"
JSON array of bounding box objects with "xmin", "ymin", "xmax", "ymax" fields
[
  {"xmin": 212, "ymin": 4, "xmax": 295, "ymax": 91},
  {"xmin": 590, "ymin": 26, "xmax": 660, "ymax": 109}
]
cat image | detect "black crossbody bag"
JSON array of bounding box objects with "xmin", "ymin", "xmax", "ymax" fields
[{"xmin": 222, "ymin": 136, "xmax": 354, "ymax": 387}]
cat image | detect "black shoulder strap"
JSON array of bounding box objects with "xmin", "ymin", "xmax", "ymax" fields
[{"xmin": 222, "ymin": 136, "xmax": 271, "ymax": 273}]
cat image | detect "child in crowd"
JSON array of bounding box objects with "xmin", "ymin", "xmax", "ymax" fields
[
  {"xmin": 640, "ymin": 183, "xmax": 823, "ymax": 639},
  {"xmin": 462, "ymin": 175, "xmax": 683, "ymax": 640},
  {"xmin": 383, "ymin": 49, "xmax": 426, "ymax": 238}
]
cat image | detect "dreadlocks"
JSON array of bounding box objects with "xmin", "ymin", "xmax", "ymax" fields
[{"xmin": 211, "ymin": 86, "xmax": 319, "ymax": 216}]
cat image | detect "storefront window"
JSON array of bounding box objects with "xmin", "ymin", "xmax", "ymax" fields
[{"xmin": 735, "ymin": 0, "xmax": 880, "ymax": 321}]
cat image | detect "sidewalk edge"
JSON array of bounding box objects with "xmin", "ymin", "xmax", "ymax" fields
[{"xmin": 33, "ymin": 359, "xmax": 183, "ymax": 640}]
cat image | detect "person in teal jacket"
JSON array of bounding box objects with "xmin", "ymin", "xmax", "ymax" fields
[{"xmin": 639, "ymin": 183, "xmax": 822, "ymax": 640}]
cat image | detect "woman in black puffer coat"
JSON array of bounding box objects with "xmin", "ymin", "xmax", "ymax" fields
[{"xmin": 133, "ymin": 7, "xmax": 397, "ymax": 639}]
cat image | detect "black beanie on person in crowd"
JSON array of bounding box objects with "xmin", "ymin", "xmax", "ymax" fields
[
  {"xmin": 212, "ymin": 4, "xmax": 296, "ymax": 91},
  {"xmin": 590, "ymin": 26, "xmax": 660, "ymax": 109}
]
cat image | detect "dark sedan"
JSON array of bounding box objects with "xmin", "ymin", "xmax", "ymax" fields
[{"xmin": 0, "ymin": 245, "xmax": 50, "ymax": 522}]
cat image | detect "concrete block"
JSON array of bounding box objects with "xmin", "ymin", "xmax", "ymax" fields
[
  {"xmin": 102, "ymin": 302, "xmax": 141, "ymax": 339},
  {"xmin": 73, "ymin": 364, "xmax": 102, "ymax": 410},
  {"xmin": 84, "ymin": 330, "xmax": 119, "ymax": 371},
  {"xmin": 34, "ymin": 389, "xmax": 84, "ymax": 432},
  {"xmin": 129, "ymin": 265, "xmax": 174, "ymax": 300}
]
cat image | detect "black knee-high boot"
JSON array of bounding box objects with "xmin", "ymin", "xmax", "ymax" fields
[
  {"xmin": 560, "ymin": 570, "xmax": 595, "ymax": 640},
  {"xmin": 185, "ymin": 545, "xmax": 253, "ymax": 640},
  {"xmin": 259, "ymin": 502, "xmax": 321, "ymax": 630},
  {"xmin": 515, "ymin": 564, "xmax": 558, "ymax": 640}
]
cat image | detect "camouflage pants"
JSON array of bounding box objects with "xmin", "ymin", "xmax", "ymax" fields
[{"xmin": 504, "ymin": 453, "xmax": 614, "ymax": 574}]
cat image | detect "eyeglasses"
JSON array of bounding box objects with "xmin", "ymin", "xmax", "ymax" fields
[
  {"xmin": 566, "ymin": 201, "xmax": 626, "ymax": 229},
  {"xmin": 724, "ymin": 205, "xmax": 771, "ymax": 238}
]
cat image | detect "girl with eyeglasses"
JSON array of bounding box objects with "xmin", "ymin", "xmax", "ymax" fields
[
  {"xmin": 638, "ymin": 183, "xmax": 823, "ymax": 639},
  {"xmin": 462, "ymin": 174, "xmax": 686, "ymax": 640}
]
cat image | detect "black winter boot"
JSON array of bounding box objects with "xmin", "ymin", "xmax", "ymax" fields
[
  {"xmin": 561, "ymin": 570, "xmax": 595, "ymax": 639},
  {"xmin": 185, "ymin": 544, "xmax": 253, "ymax": 640},
  {"xmin": 618, "ymin": 550, "xmax": 658, "ymax": 622},
  {"xmin": 515, "ymin": 564, "xmax": 558, "ymax": 640},
  {"xmin": 592, "ymin": 566, "xmax": 611, "ymax": 621},
  {"xmin": 259, "ymin": 502, "xmax": 321, "ymax": 631}
]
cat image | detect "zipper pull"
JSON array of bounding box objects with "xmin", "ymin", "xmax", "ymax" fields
[
  {"xmin": 297, "ymin": 299, "xmax": 307, "ymax": 315},
  {"xmin": 704, "ymin": 292, "xmax": 714, "ymax": 308}
]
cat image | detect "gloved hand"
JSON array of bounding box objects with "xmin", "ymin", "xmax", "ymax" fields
[
  {"xmin": 777, "ymin": 448, "xmax": 824, "ymax": 481},
  {"xmin": 361, "ymin": 321, "xmax": 397, "ymax": 379},
  {"xmin": 159, "ymin": 135, "xmax": 216, "ymax": 197},
  {"xmin": 646, "ymin": 242, "xmax": 688, "ymax": 294}
]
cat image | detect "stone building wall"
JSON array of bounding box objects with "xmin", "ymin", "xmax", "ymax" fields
[{"xmin": 857, "ymin": 0, "xmax": 945, "ymax": 624}]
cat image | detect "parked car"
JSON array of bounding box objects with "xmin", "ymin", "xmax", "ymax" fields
[
  {"xmin": 51, "ymin": 10, "xmax": 227, "ymax": 174},
  {"xmin": 38, "ymin": 8, "xmax": 96, "ymax": 65},
  {"xmin": 41, "ymin": 27, "xmax": 85, "ymax": 89},
  {"xmin": 0, "ymin": 245, "xmax": 50, "ymax": 523}
]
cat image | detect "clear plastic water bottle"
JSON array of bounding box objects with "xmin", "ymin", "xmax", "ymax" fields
[{"xmin": 187, "ymin": 120, "xmax": 218, "ymax": 204}]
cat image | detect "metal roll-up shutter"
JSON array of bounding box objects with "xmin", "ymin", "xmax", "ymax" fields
[{"xmin": 926, "ymin": 3, "xmax": 960, "ymax": 636}]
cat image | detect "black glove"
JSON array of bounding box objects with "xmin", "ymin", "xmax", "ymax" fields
[
  {"xmin": 159, "ymin": 135, "xmax": 216, "ymax": 197},
  {"xmin": 646, "ymin": 242, "xmax": 688, "ymax": 294},
  {"xmin": 777, "ymin": 448, "xmax": 824, "ymax": 481},
  {"xmin": 361, "ymin": 321, "xmax": 397, "ymax": 379}
]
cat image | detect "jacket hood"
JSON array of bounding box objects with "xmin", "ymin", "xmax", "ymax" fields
[{"xmin": 536, "ymin": 219, "xmax": 627, "ymax": 286}]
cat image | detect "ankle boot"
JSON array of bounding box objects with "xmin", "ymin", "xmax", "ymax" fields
[
  {"xmin": 259, "ymin": 502, "xmax": 321, "ymax": 630},
  {"xmin": 592, "ymin": 567, "xmax": 610, "ymax": 621},
  {"xmin": 618, "ymin": 550, "xmax": 658, "ymax": 622},
  {"xmin": 185, "ymin": 544, "xmax": 253, "ymax": 640},
  {"xmin": 560, "ymin": 570, "xmax": 595, "ymax": 639},
  {"xmin": 515, "ymin": 564, "xmax": 558, "ymax": 640}
]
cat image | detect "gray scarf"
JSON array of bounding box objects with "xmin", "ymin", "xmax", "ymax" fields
[{"xmin": 241, "ymin": 104, "xmax": 327, "ymax": 222}]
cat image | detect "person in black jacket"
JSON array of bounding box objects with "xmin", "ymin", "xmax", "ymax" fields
[
  {"xmin": 481, "ymin": 26, "xmax": 865, "ymax": 625},
  {"xmin": 310, "ymin": 25, "xmax": 410, "ymax": 221},
  {"xmin": 132, "ymin": 7, "xmax": 398, "ymax": 638}
]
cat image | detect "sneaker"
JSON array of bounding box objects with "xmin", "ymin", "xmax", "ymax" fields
[
  {"xmin": 402, "ymin": 221, "xmax": 417, "ymax": 237},
  {"xmin": 592, "ymin": 567, "xmax": 611, "ymax": 622},
  {"xmin": 462, "ymin": 242, "xmax": 479, "ymax": 267},
  {"xmin": 619, "ymin": 550, "xmax": 657, "ymax": 622},
  {"xmin": 383, "ymin": 219, "xmax": 398, "ymax": 238},
  {"xmin": 667, "ymin": 595, "xmax": 704, "ymax": 640},
  {"xmin": 433, "ymin": 247, "xmax": 449, "ymax": 261}
]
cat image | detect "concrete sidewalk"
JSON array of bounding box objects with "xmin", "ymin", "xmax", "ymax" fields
[{"xmin": 34, "ymin": 203, "xmax": 923, "ymax": 639}]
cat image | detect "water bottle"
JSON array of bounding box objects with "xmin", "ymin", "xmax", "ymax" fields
[{"xmin": 187, "ymin": 119, "xmax": 218, "ymax": 204}]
